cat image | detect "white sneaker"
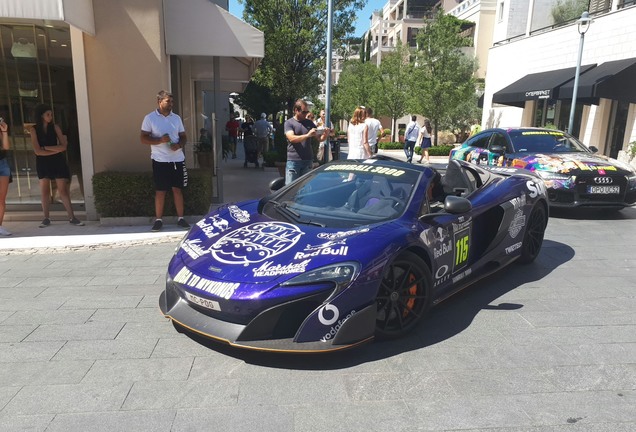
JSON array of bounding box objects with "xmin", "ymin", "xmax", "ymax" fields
[{"xmin": 0, "ymin": 226, "xmax": 12, "ymax": 236}]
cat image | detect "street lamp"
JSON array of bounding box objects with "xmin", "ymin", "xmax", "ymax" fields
[{"xmin": 567, "ymin": 11, "xmax": 592, "ymax": 135}]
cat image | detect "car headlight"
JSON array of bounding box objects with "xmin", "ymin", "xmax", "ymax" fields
[
  {"xmin": 628, "ymin": 174, "xmax": 636, "ymax": 190},
  {"xmin": 280, "ymin": 262, "xmax": 360, "ymax": 293},
  {"xmin": 537, "ymin": 171, "xmax": 571, "ymax": 181}
]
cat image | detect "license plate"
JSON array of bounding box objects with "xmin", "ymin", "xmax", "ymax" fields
[
  {"xmin": 587, "ymin": 185, "xmax": 620, "ymax": 194},
  {"xmin": 184, "ymin": 291, "xmax": 221, "ymax": 311}
]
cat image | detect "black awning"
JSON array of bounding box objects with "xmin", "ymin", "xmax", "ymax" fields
[
  {"xmin": 492, "ymin": 65, "xmax": 596, "ymax": 107},
  {"xmin": 559, "ymin": 57, "xmax": 636, "ymax": 104}
]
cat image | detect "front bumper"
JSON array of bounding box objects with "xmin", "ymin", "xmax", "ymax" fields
[{"xmin": 159, "ymin": 281, "xmax": 375, "ymax": 352}]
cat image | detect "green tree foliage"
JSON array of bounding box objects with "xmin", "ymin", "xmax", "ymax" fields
[
  {"xmin": 413, "ymin": 10, "xmax": 477, "ymax": 143},
  {"xmin": 241, "ymin": 0, "xmax": 366, "ymax": 115},
  {"xmin": 377, "ymin": 42, "xmax": 414, "ymax": 141},
  {"xmin": 551, "ymin": 0, "xmax": 588, "ymax": 25},
  {"xmin": 233, "ymin": 80, "xmax": 283, "ymax": 120},
  {"xmin": 332, "ymin": 60, "xmax": 381, "ymax": 122}
]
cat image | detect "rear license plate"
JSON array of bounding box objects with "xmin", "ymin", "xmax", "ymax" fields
[
  {"xmin": 184, "ymin": 291, "xmax": 221, "ymax": 311},
  {"xmin": 587, "ymin": 185, "xmax": 620, "ymax": 194}
]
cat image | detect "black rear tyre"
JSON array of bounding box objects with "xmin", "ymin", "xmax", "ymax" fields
[
  {"xmin": 375, "ymin": 251, "xmax": 432, "ymax": 340},
  {"xmin": 518, "ymin": 203, "xmax": 547, "ymax": 264}
]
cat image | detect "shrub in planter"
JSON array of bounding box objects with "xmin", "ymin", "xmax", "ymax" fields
[
  {"xmin": 378, "ymin": 142, "xmax": 403, "ymax": 150},
  {"xmin": 414, "ymin": 144, "xmax": 454, "ymax": 156},
  {"xmin": 93, "ymin": 169, "xmax": 212, "ymax": 217}
]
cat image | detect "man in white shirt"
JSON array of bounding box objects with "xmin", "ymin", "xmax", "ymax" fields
[
  {"xmin": 404, "ymin": 115, "xmax": 420, "ymax": 163},
  {"xmin": 364, "ymin": 107, "xmax": 382, "ymax": 154},
  {"xmin": 140, "ymin": 90, "xmax": 189, "ymax": 232}
]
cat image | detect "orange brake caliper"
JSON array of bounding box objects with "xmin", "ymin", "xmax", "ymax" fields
[{"xmin": 403, "ymin": 273, "xmax": 417, "ymax": 317}]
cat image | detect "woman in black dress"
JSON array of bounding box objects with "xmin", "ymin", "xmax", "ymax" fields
[{"xmin": 30, "ymin": 104, "xmax": 84, "ymax": 227}]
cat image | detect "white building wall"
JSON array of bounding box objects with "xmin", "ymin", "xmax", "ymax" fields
[{"xmin": 484, "ymin": 6, "xmax": 636, "ymax": 138}]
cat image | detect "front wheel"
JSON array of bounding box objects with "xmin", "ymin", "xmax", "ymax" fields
[
  {"xmin": 375, "ymin": 251, "xmax": 432, "ymax": 340},
  {"xmin": 518, "ymin": 203, "xmax": 547, "ymax": 264}
]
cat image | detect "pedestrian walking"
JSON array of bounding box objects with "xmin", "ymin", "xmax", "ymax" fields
[
  {"xmin": 140, "ymin": 90, "xmax": 190, "ymax": 232},
  {"xmin": 404, "ymin": 115, "xmax": 420, "ymax": 163},
  {"xmin": 225, "ymin": 114, "xmax": 240, "ymax": 159},
  {"xmin": 416, "ymin": 119, "xmax": 432, "ymax": 164}
]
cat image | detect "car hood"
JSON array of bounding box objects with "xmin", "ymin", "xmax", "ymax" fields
[
  {"xmin": 176, "ymin": 202, "xmax": 380, "ymax": 284},
  {"xmin": 510, "ymin": 152, "xmax": 635, "ymax": 174}
]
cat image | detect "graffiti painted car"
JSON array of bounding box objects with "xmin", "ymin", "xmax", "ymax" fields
[
  {"xmin": 160, "ymin": 158, "xmax": 548, "ymax": 352},
  {"xmin": 450, "ymin": 127, "xmax": 636, "ymax": 209}
]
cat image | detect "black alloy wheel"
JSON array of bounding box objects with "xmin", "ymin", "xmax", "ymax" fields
[
  {"xmin": 518, "ymin": 203, "xmax": 547, "ymax": 264},
  {"xmin": 375, "ymin": 251, "xmax": 432, "ymax": 339}
]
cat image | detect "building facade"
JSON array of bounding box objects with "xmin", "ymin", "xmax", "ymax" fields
[{"xmin": 0, "ymin": 0, "xmax": 263, "ymax": 219}]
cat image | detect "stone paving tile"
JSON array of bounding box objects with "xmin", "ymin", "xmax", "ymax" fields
[
  {"xmin": 0, "ymin": 414, "xmax": 54, "ymax": 432},
  {"xmin": 34, "ymin": 285, "xmax": 117, "ymax": 298},
  {"xmin": 137, "ymin": 295, "xmax": 163, "ymax": 308},
  {"xmin": 499, "ymin": 325, "xmax": 636, "ymax": 346},
  {"xmin": 113, "ymin": 283, "xmax": 164, "ymax": 296},
  {"xmin": 538, "ymin": 364, "xmax": 636, "ymax": 391},
  {"xmin": 0, "ymin": 279, "xmax": 31, "ymax": 289},
  {"xmin": 151, "ymin": 336, "xmax": 230, "ymax": 358},
  {"xmin": 519, "ymin": 310, "xmax": 636, "ymax": 327},
  {"xmin": 0, "ymin": 324, "xmax": 37, "ymax": 343},
  {"xmin": 45, "ymin": 410, "xmax": 176, "ymax": 432},
  {"xmin": 114, "ymin": 319, "xmax": 180, "ymax": 340},
  {"xmin": 405, "ymin": 394, "xmax": 534, "ymax": 430},
  {"xmin": 1, "ymin": 382, "xmax": 132, "ymax": 416},
  {"xmin": 441, "ymin": 367, "xmax": 559, "ymax": 396},
  {"xmin": 2, "ymin": 309, "xmax": 95, "ymax": 326},
  {"xmin": 17, "ymin": 276, "xmax": 93, "ymax": 287},
  {"xmin": 344, "ymin": 371, "xmax": 454, "ymax": 401},
  {"xmin": 238, "ymin": 374, "xmax": 350, "ymax": 405},
  {"xmin": 0, "ymin": 297, "xmax": 65, "ymax": 312},
  {"xmin": 52, "ymin": 338, "xmax": 157, "ymax": 361},
  {"xmin": 60, "ymin": 295, "xmax": 143, "ymax": 310},
  {"xmin": 2, "ymin": 267, "xmax": 72, "ymax": 278},
  {"xmin": 0, "ymin": 359, "xmax": 93, "ymax": 386},
  {"xmin": 0, "ymin": 341, "xmax": 65, "ymax": 362},
  {"xmin": 172, "ymin": 406, "xmax": 294, "ymax": 432},
  {"xmin": 0, "ymin": 286, "xmax": 47, "ymax": 299},
  {"xmin": 87, "ymin": 274, "xmax": 160, "ymax": 286},
  {"xmin": 64, "ymin": 266, "xmax": 133, "ymax": 277},
  {"xmin": 0, "ymin": 386, "xmax": 21, "ymax": 411},
  {"xmin": 24, "ymin": 321, "xmax": 125, "ymax": 342},
  {"xmin": 88, "ymin": 307, "xmax": 159, "ymax": 323},
  {"xmin": 558, "ymin": 343, "xmax": 636, "ymax": 365},
  {"xmin": 122, "ymin": 379, "xmax": 239, "ymax": 410},
  {"xmin": 292, "ymin": 401, "xmax": 413, "ymax": 432},
  {"xmin": 516, "ymin": 390, "xmax": 636, "ymax": 425},
  {"xmin": 81, "ymin": 357, "xmax": 194, "ymax": 382}
]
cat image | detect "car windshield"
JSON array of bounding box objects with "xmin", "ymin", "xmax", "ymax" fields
[
  {"xmin": 262, "ymin": 162, "xmax": 421, "ymax": 228},
  {"xmin": 509, "ymin": 130, "xmax": 591, "ymax": 154}
]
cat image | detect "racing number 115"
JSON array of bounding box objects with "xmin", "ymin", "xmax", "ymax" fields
[{"xmin": 455, "ymin": 235, "xmax": 469, "ymax": 266}]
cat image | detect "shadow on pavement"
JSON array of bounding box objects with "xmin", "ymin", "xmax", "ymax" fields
[{"xmin": 180, "ymin": 238, "xmax": 575, "ymax": 368}]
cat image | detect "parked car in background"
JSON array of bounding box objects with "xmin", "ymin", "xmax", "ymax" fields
[
  {"xmin": 450, "ymin": 127, "xmax": 636, "ymax": 209},
  {"xmin": 160, "ymin": 157, "xmax": 548, "ymax": 352}
]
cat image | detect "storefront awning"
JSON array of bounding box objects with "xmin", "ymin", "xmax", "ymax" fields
[
  {"xmin": 163, "ymin": 0, "xmax": 264, "ymax": 89},
  {"xmin": 559, "ymin": 58, "xmax": 636, "ymax": 104},
  {"xmin": 0, "ymin": 0, "xmax": 94, "ymax": 35},
  {"xmin": 492, "ymin": 65, "xmax": 596, "ymax": 107}
]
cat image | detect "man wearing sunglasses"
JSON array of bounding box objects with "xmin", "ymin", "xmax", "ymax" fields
[{"xmin": 283, "ymin": 99, "xmax": 330, "ymax": 185}]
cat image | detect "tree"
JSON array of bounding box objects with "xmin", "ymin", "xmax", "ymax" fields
[
  {"xmin": 332, "ymin": 60, "xmax": 381, "ymax": 124},
  {"xmin": 413, "ymin": 10, "xmax": 478, "ymax": 144},
  {"xmin": 551, "ymin": 0, "xmax": 588, "ymax": 26},
  {"xmin": 241, "ymin": 0, "xmax": 366, "ymax": 117},
  {"xmin": 233, "ymin": 80, "xmax": 284, "ymax": 121},
  {"xmin": 377, "ymin": 42, "xmax": 414, "ymax": 141}
]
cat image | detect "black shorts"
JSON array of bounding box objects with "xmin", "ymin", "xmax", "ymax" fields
[{"xmin": 152, "ymin": 160, "xmax": 188, "ymax": 191}]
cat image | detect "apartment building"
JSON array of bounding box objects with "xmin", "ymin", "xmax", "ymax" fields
[
  {"xmin": 480, "ymin": 0, "xmax": 636, "ymax": 158},
  {"xmin": 0, "ymin": 0, "xmax": 263, "ymax": 219}
]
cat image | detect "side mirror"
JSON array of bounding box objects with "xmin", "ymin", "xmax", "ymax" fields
[
  {"xmin": 269, "ymin": 177, "xmax": 285, "ymax": 191},
  {"xmin": 589, "ymin": 145, "xmax": 599, "ymax": 153},
  {"xmin": 444, "ymin": 195, "xmax": 472, "ymax": 214},
  {"xmin": 489, "ymin": 145, "xmax": 505, "ymax": 154}
]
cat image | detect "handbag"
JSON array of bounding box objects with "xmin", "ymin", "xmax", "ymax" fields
[{"xmin": 11, "ymin": 39, "xmax": 37, "ymax": 58}]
